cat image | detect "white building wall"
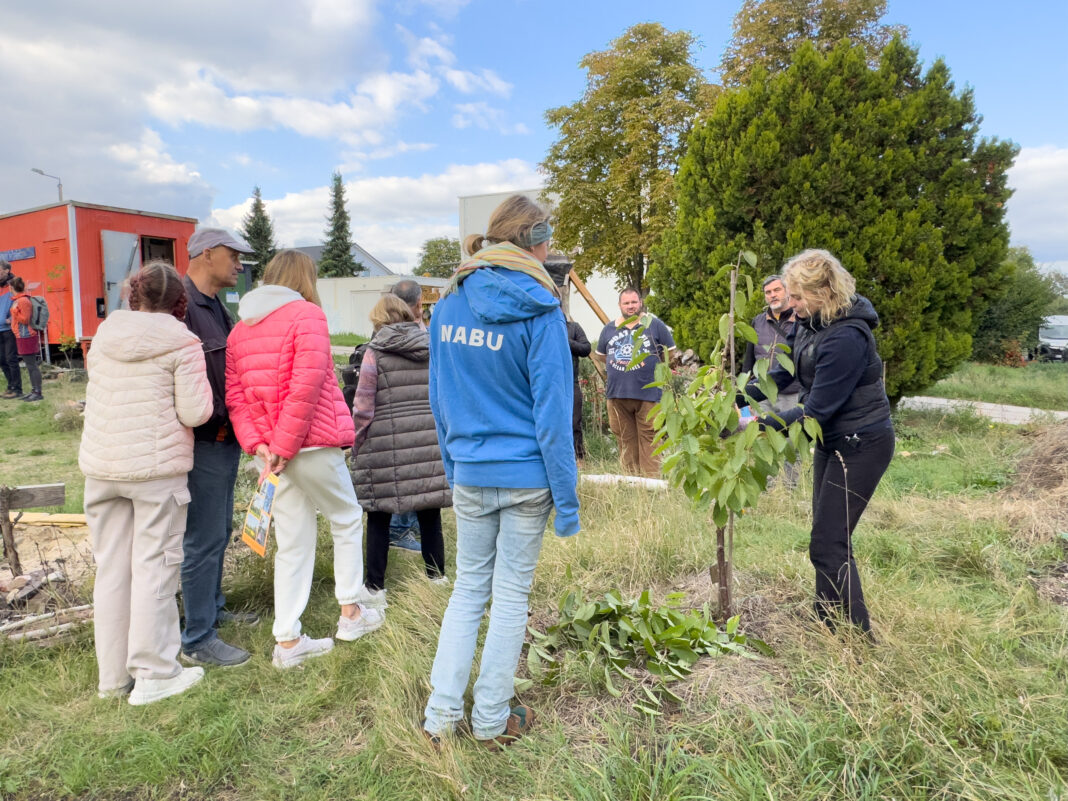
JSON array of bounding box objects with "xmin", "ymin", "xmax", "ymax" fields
[{"xmin": 317, "ymin": 275, "xmax": 448, "ymax": 336}]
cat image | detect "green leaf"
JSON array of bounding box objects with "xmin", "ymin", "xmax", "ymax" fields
[
  {"xmin": 725, "ymin": 614, "xmax": 740, "ymax": 636},
  {"xmin": 741, "ymin": 249, "xmax": 758, "ymax": 268}
]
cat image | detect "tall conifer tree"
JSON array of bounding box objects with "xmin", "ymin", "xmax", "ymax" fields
[
  {"xmin": 648, "ymin": 40, "xmax": 1017, "ymax": 400},
  {"xmin": 319, "ymin": 172, "xmax": 358, "ymax": 278},
  {"xmin": 239, "ymin": 186, "xmax": 277, "ymax": 283}
]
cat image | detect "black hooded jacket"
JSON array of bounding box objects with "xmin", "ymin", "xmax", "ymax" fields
[{"xmin": 749, "ymin": 295, "xmax": 891, "ymax": 438}]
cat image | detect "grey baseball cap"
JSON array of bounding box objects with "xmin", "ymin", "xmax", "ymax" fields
[{"xmin": 187, "ymin": 228, "xmax": 253, "ymax": 258}]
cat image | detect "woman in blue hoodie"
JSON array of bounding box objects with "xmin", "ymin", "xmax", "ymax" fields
[
  {"xmin": 423, "ymin": 194, "xmax": 579, "ymax": 750},
  {"xmin": 747, "ymin": 249, "xmax": 893, "ymax": 637}
]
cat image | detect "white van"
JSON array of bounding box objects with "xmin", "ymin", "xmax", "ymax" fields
[{"xmin": 1037, "ymin": 315, "xmax": 1068, "ymax": 361}]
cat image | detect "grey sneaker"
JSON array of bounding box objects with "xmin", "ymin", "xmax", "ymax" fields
[
  {"xmin": 216, "ymin": 608, "xmax": 261, "ymax": 626},
  {"xmin": 128, "ymin": 667, "xmax": 204, "ymax": 706},
  {"xmin": 389, "ymin": 530, "xmax": 421, "ymax": 552},
  {"xmin": 336, "ymin": 604, "xmax": 384, "ymax": 642},
  {"xmin": 182, "ymin": 636, "xmax": 251, "ymax": 667},
  {"xmin": 272, "ymin": 634, "xmax": 334, "ymax": 668}
]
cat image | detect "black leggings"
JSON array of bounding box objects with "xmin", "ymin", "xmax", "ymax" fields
[
  {"xmin": 810, "ymin": 424, "xmax": 894, "ymax": 632},
  {"xmin": 21, "ymin": 353, "xmax": 42, "ymax": 395},
  {"xmin": 365, "ymin": 508, "xmax": 445, "ymax": 591}
]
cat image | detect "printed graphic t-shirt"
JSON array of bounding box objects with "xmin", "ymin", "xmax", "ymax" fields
[{"xmin": 596, "ymin": 314, "xmax": 675, "ymax": 403}]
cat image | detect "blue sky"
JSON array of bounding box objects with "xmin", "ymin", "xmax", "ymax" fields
[{"xmin": 2, "ymin": 0, "xmax": 1065, "ymax": 271}]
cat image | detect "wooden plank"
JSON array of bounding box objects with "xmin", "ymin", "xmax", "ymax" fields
[
  {"xmin": 569, "ymin": 269, "xmax": 610, "ymax": 325},
  {"xmin": 2, "ymin": 484, "xmax": 66, "ymax": 510}
]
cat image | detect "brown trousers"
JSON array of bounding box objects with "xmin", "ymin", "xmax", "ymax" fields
[
  {"xmin": 607, "ymin": 397, "xmax": 660, "ymax": 477},
  {"xmin": 86, "ymin": 474, "xmax": 190, "ymax": 693}
]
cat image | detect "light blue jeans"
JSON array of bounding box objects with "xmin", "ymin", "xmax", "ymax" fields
[{"xmin": 424, "ymin": 485, "xmax": 552, "ymax": 739}]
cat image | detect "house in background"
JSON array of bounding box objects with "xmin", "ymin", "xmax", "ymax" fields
[{"xmin": 293, "ymin": 243, "xmax": 395, "ymax": 277}]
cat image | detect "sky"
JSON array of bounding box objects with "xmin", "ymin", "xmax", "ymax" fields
[{"xmin": 2, "ymin": 0, "xmax": 1066, "ymax": 273}]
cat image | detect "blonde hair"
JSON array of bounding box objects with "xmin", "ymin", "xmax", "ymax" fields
[
  {"xmin": 782, "ymin": 249, "xmax": 856, "ymax": 322},
  {"xmin": 369, "ymin": 294, "xmax": 415, "ymax": 331},
  {"xmin": 263, "ymin": 249, "xmax": 321, "ymax": 306},
  {"xmin": 463, "ymin": 194, "xmax": 549, "ymax": 256}
]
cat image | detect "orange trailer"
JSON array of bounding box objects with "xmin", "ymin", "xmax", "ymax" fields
[{"xmin": 0, "ymin": 201, "xmax": 197, "ymax": 348}]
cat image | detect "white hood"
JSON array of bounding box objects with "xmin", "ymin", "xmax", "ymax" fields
[
  {"xmin": 237, "ymin": 285, "xmax": 304, "ymax": 325},
  {"xmin": 91, "ymin": 310, "xmax": 202, "ymax": 362}
]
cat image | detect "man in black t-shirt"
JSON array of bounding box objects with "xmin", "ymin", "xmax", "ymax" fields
[{"xmin": 594, "ymin": 289, "xmax": 675, "ymax": 477}]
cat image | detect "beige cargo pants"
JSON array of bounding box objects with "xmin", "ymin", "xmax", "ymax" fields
[{"xmin": 85, "ymin": 474, "xmax": 190, "ymax": 694}]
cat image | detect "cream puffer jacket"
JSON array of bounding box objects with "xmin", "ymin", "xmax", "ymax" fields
[{"xmin": 79, "ymin": 310, "xmax": 213, "ymax": 481}]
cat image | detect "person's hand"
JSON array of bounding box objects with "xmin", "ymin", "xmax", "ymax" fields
[{"xmin": 272, "ymin": 455, "xmax": 289, "ymax": 475}]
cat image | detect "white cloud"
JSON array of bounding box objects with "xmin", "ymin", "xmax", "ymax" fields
[
  {"xmin": 444, "ymin": 68, "xmax": 512, "ymax": 97},
  {"xmin": 1007, "ymin": 145, "xmax": 1068, "ymax": 263},
  {"xmin": 209, "ymin": 159, "xmax": 543, "ymax": 270},
  {"xmin": 451, "ymin": 102, "xmax": 529, "ymax": 135},
  {"xmin": 109, "ymin": 129, "xmax": 204, "ymax": 185}
]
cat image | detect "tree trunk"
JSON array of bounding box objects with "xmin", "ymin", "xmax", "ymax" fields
[{"xmin": 715, "ymin": 524, "xmax": 729, "ymax": 618}]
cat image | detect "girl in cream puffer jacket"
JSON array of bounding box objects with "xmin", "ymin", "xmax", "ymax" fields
[
  {"xmin": 80, "ymin": 261, "xmax": 213, "ymax": 705},
  {"xmin": 225, "ymin": 250, "xmax": 380, "ymax": 668}
]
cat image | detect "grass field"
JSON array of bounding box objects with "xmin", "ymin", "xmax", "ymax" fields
[
  {"xmin": 2, "ymin": 365, "xmax": 1067, "ymax": 799},
  {"xmin": 923, "ymin": 362, "xmax": 1068, "ymax": 410}
]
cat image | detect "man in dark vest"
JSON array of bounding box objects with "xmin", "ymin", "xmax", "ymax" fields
[
  {"xmin": 179, "ymin": 228, "xmax": 256, "ymax": 667},
  {"xmin": 742, "ymin": 273, "xmax": 801, "ymax": 485}
]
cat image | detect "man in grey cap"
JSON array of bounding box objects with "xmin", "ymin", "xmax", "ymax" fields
[{"xmin": 179, "ymin": 228, "xmax": 257, "ymax": 667}]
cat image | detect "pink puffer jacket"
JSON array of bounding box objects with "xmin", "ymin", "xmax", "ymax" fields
[{"xmin": 225, "ymin": 285, "xmax": 354, "ymax": 459}]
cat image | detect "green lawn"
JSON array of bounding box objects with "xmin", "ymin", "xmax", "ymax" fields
[
  {"xmin": 923, "ymin": 361, "xmax": 1068, "ymax": 410},
  {"xmin": 2, "ymin": 398, "xmax": 1067, "ymax": 799},
  {"xmin": 329, "ymin": 333, "xmax": 369, "ymax": 348}
]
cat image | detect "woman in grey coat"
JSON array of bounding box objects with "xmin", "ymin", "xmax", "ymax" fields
[{"xmin": 351, "ymin": 294, "xmax": 451, "ymax": 606}]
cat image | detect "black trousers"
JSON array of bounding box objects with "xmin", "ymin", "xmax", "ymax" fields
[
  {"xmin": 0, "ymin": 330, "xmax": 20, "ymax": 393},
  {"xmin": 572, "ymin": 380, "xmax": 585, "ymax": 458},
  {"xmin": 365, "ymin": 508, "xmax": 445, "ymax": 591},
  {"xmin": 809, "ymin": 424, "xmax": 894, "ymax": 632}
]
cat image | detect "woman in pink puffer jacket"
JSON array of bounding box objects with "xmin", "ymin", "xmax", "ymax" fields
[{"xmin": 226, "ymin": 250, "xmax": 382, "ymax": 669}]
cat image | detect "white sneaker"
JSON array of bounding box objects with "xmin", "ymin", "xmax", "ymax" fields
[
  {"xmin": 128, "ymin": 667, "xmax": 204, "ymax": 706},
  {"xmin": 360, "ymin": 588, "xmax": 388, "ymax": 611},
  {"xmin": 429, "ymin": 574, "xmax": 450, "ymax": 586},
  {"xmin": 336, "ymin": 604, "xmax": 385, "ymax": 642},
  {"xmin": 272, "ymin": 634, "xmax": 334, "ymax": 669}
]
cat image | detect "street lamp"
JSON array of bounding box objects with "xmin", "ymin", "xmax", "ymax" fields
[{"xmin": 31, "ymin": 167, "xmax": 63, "ymax": 202}]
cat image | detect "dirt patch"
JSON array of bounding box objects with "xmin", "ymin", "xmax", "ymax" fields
[
  {"xmin": 1004, "ymin": 422, "xmax": 1068, "ymax": 544},
  {"xmin": 1013, "ymin": 421, "xmax": 1068, "ymax": 493},
  {"xmin": 1035, "ymin": 562, "xmax": 1068, "ymax": 607},
  {"xmin": 2, "ymin": 521, "xmax": 94, "ymax": 584}
]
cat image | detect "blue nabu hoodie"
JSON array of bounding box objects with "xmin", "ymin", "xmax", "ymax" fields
[{"xmin": 429, "ymin": 267, "xmax": 580, "ymax": 537}]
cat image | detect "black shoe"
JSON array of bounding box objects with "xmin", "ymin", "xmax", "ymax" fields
[
  {"xmin": 217, "ymin": 608, "xmax": 261, "ymax": 626},
  {"xmin": 21, "ymin": 392, "xmax": 43, "ymax": 402},
  {"xmin": 181, "ymin": 637, "xmax": 251, "ymax": 667}
]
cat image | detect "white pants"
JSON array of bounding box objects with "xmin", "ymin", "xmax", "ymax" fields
[
  {"xmin": 267, "ymin": 448, "xmax": 365, "ymax": 642},
  {"xmin": 86, "ymin": 474, "xmax": 190, "ymax": 692}
]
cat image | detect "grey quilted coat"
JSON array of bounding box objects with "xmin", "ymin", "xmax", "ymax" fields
[{"xmin": 349, "ymin": 322, "xmax": 452, "ymax": 513}]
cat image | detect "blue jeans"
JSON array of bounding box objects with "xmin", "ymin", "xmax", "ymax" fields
[
  {"xmin": 424, "ymin": 485, "xmax": 552, "ymax": 739},
  {"xmin": 389, "ymin": 510, "xmax": 419, "ymax": 536},
  {"xmin": 180, "ymin": 439, "xmax": 240, "ymax": 649}
]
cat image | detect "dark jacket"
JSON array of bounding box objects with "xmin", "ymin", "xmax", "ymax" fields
[
  {"xmin": 566, "ymin": 320, "xmax": 591, "ymax": 382},
  {"xmin": 742, "ymin": 307, "xmax": 800, "ymax": 395},
  {"xmin": 751, "ymin": 295, "xmax": 891, "ymax": 438},
  {"xmin": 350, "ymin": 322, "xmax": 451, "ymax": 514},
  {"xmin": 182, "ymin": 275, "xmax": 235, "ymax": 442}
]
